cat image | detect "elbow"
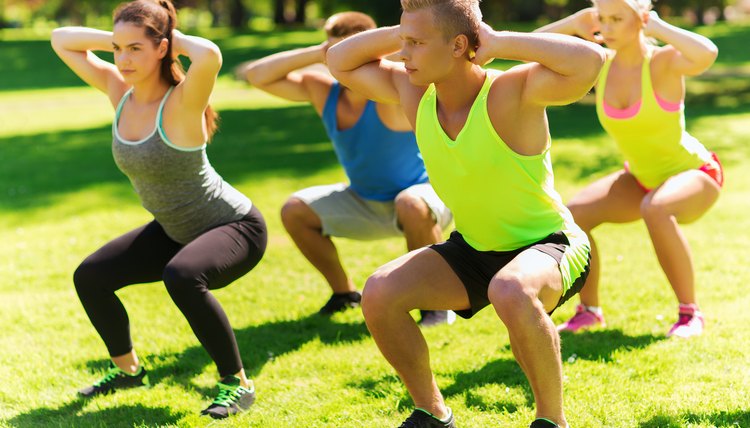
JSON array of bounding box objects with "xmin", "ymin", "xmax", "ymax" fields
[
  {"xmin": 197, "ymin": 43, "xmax": 223, "ymax": 74},
  {"xmin": 705, "ymin": 43, "xmax": 719, "ymax": 66},
  {"xmin": 326, "ymin": 44, "xmax": 345, "ymax": 77},
  {"xmin": 208, "ymin": 43, "xmax": 223, "ymax": 69},
  {"xmin": 584, "ymin": 43, "xmax": 606, "ymax": 83},
  {"xmin": 50, "ymin": 27, "xmax": 68, "ymax": 51},
  {"xmin": 243, "ymin": 61, "xmax": 262, "ymax": 85}
]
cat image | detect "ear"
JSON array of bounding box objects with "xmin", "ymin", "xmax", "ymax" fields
[
  {"xmin": 157, "ymin": 38, "xmax": 169, "ymax": 59},
  {"xmin": 641, "ymin": 10, "xmax": 650, "ymax": 25},
  {"xmin": 452, "ymin": 34, "xmax": 470, "ymax": 59}
]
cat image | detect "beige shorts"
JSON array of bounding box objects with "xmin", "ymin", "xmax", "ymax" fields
[{"xmin": 292, "ymin": 183, "xmax": 453, "ymax": 241}]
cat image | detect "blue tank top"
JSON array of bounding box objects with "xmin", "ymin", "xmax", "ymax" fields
[{"xmin": 321, "ymin": 82, "xmax": 428, "ymax": 201}]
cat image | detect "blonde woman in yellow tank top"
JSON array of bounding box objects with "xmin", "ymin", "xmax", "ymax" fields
[{"xmin": 536, "ymin": 0, "xmax": 721, "ymax": 338}]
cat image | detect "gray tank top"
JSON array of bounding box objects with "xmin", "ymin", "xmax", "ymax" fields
[{"xmin": 112, "ymin": 86, "xmax": 252, "ymax": 244}]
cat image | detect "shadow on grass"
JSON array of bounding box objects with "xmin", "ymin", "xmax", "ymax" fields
[
  {"xmin": 81, "ymin": 314, "xmax": 369, "ymax": 399},
  {"xmin": 442, "ymin": 358, "xmax": 532, "ymax": 413},
  {"xmin": 0, "ymin": 105, "xmax": 338, "ymax": 214},
  {"xmin": 351, "ymin": 330, "xmax": 664, "ymax": 414},
  {"xmin": 639, "ymin": 409, "xmax": 750, "ymax": 427},
  {"xmin": 351, "ymin": 358, "xmax": 531, "ymax": 414},
  {"xmin": 8, "ymin": 399, "xmax": 184, "ymax": 428},
  {"xmin": 559, "ymin": 329, "xmax": 665, "ymax": 362}
]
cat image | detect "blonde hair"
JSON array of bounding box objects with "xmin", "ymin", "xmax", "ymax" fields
[
  {"xmin": 324, "ymin": 12, "xmax": 377, "ymax": 39},
  {"xmin": 401, "ymin": 0, "xmax": 482, "ymax": 48},
  {"xmin": 593, "ymin": 0, "xmax": 653, "ymax": 15}
]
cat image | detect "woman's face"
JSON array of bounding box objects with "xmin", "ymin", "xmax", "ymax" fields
[
  {"xmin": 112, "ymin": 21, "xmax": 167, "ymax": 83},
  {"xmin": 595, "ymin": 0, "xmax": 646, "ymax": 50}
]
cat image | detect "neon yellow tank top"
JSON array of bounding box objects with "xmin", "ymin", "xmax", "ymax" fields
[
  {"xmin": 596, "ymin": 50, "xmax": 711, "ymax": 189},
  {"xmin": 416, "ymin": 73, "xmax": 580, "ymax": 251}
]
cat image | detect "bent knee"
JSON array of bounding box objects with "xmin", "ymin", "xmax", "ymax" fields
[
  {"xmin": 361, "ymin": 271, "xmax": 404, "ymax": 316},
  {"xmin": 640, "ymin": 199, "xmax": 671, "ymax": 222},
  {"xmin": 567, "ymin": 202, "xmax": 600, "ymax": 231},
  {"xmin": 280, "ymin": 197, "xmax": 319, "ymax": 229},
  {"xmin": 395, "ymin": 194, "xmax": 432, "ymax": 224},
  {"xmin": 488, "ymin": 273, "xmax": 539, "ymax": 315},
  {"xmin": 162, "ymin": 263, "xmax": 204, "ymax": 294},
  {"xmin": 73, "ymin": 260, "xmax": 103, "ymax": 294}
]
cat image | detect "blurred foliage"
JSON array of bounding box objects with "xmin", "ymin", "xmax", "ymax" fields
[{"xmin": 0, "ymin": 0, "xmax": 740, "ymax": 29}]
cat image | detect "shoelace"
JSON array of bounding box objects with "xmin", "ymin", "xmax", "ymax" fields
[
  {"xmin": 93, "ymin": 365, "xmax": 122, "ymax": 387},
  {"xmin": 212, "ymin": 384, "xmax": 246, "ymax": 407},
  {"xmin": 571, "ymin": 309, "xmax": 593, "ymax": 322}
]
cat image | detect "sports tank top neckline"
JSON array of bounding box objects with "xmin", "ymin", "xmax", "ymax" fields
[
  {"xmin": 432, "ymin": 72, "xmax": 493, "ymax": 146},
  {"xmin": 113, "ymin": 86, "xmax": 206, "ymax": 152},
  {"xmin": 598, "ymin": 50, "xmax": 682, "ymax": 119},
  {"xmin": 595, "ymin": 49, "xmax": 711, "ymax": 189}
]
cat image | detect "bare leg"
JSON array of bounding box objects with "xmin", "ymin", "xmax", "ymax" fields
[
  {"xmin": 567, "ymin": 170, "xmax": 644, "ymax": 306},
  {"xmin": 641, "ymin": 170, "xmax": 720, "ymax": 304},
  {"xmin": 362, "ymin": 248, "xmax": 470, "ymax": 419},
  {"xmin": 112, "ymin": 349, "xmax": 140, "ymax": 374},
  {"xmin": 235, "ymin": 369, "xmax": 251, "ymax": 389},
  {"xmin": 489, "ymin": 249, "xmax": 568, "ymax": 426},
  {"xmin": 395, "ymin": 192, "xmax": 442, "ymax": 251},
  {"xmin": 281, "ymin": 197, "xmax": 355, "ymax": 293}
]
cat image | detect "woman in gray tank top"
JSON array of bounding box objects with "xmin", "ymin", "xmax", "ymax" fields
[{"xmin": 51, "ymin": 0, "xmax": 266, "ymax": 419}]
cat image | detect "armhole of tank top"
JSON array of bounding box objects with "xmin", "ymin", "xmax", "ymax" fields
[
  {"xmin": 323, "ymin": 82, "xmax": 340, "ymax": 126},
  {"xmin": 415, "ymin": 84, "xmax": 434, "ymax": 136},
  {"xmin": 156, "ymin": 86, "xmax": 206, "ymax": 152},
  {"xmin": 481, "ymin": 72, "xmax": 548, "ymax": 161},
  {"xmin": 596, "ymin": 59, "xmax": 612, "ymax": 105},
  {"xmin": 113, "ymin": 88, "xmax": 133, "ymax": 134},
  {"xmin": 641, "ymin": 49, "xmax": 654, "ymax": 101}
]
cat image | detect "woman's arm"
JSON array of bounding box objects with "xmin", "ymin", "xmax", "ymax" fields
[
  {"xmin": 50, "ymin": 27, "xmax": 125, "ymax": 100},
  {"xmin": 534, "ymin": 8, "xmax": 603, "ymax": 44},
  {"xmin": 171, "ymin": 30, "xmax": 222, "ymax": 112},
  {"xmin": 646, "ymin": 12, "xmax": 718, "ymax": 76}
]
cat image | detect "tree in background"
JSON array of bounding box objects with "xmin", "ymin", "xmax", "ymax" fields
[{"xmin": 1, "ymin": 0, "xmax": 736, "ymax": 29}]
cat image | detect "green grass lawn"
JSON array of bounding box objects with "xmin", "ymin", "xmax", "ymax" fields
[{"xmin": 1, "ymin": 25, "xmax": 749, "ymax": 428}]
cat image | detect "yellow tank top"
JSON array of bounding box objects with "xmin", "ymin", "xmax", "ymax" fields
[
  {"xmin": 415, "ymin": 72, "xmax": 581, "ymax": 251},
  {"xmin": 596, "ymin": 50, "xmax": 711, "ymax": 189}
]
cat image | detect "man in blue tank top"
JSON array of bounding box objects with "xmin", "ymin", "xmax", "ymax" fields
[{"xmin": 239, "ymin": 12, "xmax": 454, "ymax": 326}]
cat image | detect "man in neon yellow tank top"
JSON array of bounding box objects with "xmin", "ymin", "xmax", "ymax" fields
[
  {"xmin": 536, "ymin": 0, "xmax": 722, "ymax": 339},
  {"xmin": 328, "ymin": 1, "xmax": 605, "ymax": 427}
]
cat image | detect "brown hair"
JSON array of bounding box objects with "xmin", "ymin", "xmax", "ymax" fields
[
  {"xmin": 324, "ymin": 12, "xmax": 377, "ymax": 39},
  {"xmin": 401, "ymin": 0, "xmax": 482, "ymax": 49},
  {"xmin": 114, "ymin": 0, "xmax": 219, "ymax": 141}
]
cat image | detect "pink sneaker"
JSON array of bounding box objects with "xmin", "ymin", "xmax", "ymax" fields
[
  {"xmin": 667, "ymin": 304, "xmax": 704, "ymax": 338},
  {"xmin": 557, "ymin": 304, "xmax": 606, "ymax": 333}
]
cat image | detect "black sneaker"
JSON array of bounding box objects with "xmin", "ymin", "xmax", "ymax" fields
[
  {"xmin": 201, "ymin": 375, "xmax": 256, "ymax": 419},
  {"xmin": 78, "ymin": 361, "xmax": 149, "ymax": 398},
  {"xmin": 399, "ymin": 408, "xmax": 456, "ymax": 428},
  {"xmin": 418, "ymin": 310, "xmax": 456, "ymax": 328},
  {"xmin": 318, "ymin": 291, "xmax": 362, "ymax": 315},
  {"xmin": 530, "ymin": 418, "xmax": 563, "ymax": 428}
]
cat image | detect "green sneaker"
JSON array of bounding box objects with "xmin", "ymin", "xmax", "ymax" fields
[
  {"xmin": 78, "ymin": 361, "xmax": 149, "ymax": 398},
  {"xmin": 201, "ymin": 375, "xmax": 256, "ymax": 419},
  {"xmin": 399, "ymin": 408, "xmax": 456, "ymax": 427}
]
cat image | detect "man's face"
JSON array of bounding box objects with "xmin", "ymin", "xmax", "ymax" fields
[{"xmin": 399, "ymin": 8, "xmax": 456, "ymax": 85}]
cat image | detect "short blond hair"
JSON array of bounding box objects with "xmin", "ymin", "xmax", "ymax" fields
[
  {"xmin": 401, "ymin": 0, "xmax": 482, "ymax": 48},
  {"xmin": 593, "ymin": 0, "xmax": 653, "ymax": 14},
  {"xmin": 324, "ymin": 12, "xmax": 377, "ymax": 39}
]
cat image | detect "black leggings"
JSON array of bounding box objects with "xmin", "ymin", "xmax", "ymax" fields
[{"xmin": 74, "ymin": 205, "xmax": 267, "ymax": 377}]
